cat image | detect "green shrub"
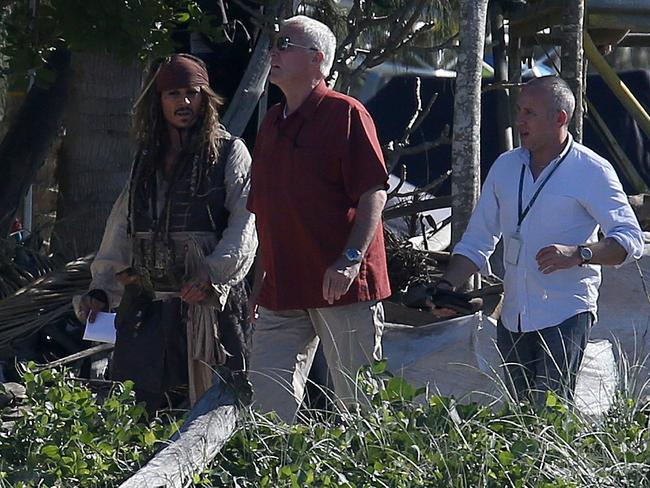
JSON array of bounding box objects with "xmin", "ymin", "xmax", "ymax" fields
[
  {"xmin": 1, "ymin": 361, "xmax": 649, "ymax": 487},
  {"xmin": 0, "ymin": 364, "xmax": 179, "ymax": 487}
]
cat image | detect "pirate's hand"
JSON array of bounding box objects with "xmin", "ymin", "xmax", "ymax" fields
[
  {"xmin": 75, "ymin": 289, "xmax": 109, "ymax": 323},
  {"xmin": 180, "ymin": 271, "xmax": 212, "ymax": 305}
]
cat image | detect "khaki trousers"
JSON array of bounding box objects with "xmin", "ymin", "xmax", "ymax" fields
[{"xmin": 249, "ymin": 300, "xmax": 384, "ymax": 423}]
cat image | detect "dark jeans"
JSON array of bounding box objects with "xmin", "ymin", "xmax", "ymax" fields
[{"xmin": 497, "ymin": 312, "xmax": 593, "ymax": 404}]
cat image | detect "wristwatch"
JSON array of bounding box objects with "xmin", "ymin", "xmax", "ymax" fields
[
  {"xmin": 578, "ymin": 245, "xmax": 593, "ymax": 265},
  {"xmin": 343, "ymin": 247, "xmax": 363, "ymax": 264}
]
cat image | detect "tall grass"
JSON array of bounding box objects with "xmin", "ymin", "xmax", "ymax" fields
[
  {"xmin": 208, "ymin": 357, "xmax": 650, "ymax": 487},
  {"xmin": 1, "ymin": 351, "xmax": 649, "ymax": 487}
]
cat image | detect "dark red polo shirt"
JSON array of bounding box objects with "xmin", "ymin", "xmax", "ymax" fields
[{"xmin": 247, "ymin": 80, "xmax": 392, "ymax": 310}]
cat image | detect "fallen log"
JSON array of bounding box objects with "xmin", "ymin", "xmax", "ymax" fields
[
  {"xmin": 32, "ymin": 343, "xmax": 113, "ymax": 372},
  {"xmin": 119, "ymin": 372, "xmax": 251, "ymax": 488},
  {"xmin": 383, "ymin": 196, "xmax": 452, "ymax": 221}
]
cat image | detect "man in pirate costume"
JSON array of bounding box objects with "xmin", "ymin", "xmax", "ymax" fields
[{"xmin": 75, "ymin": 54, "xmax": 257, "ymax": 411}]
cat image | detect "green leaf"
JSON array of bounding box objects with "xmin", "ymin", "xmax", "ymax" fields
[
  {"xmin": 40, "ymin": 445, "xmax": 60, "ymax": 458},
  {"xmin": 372, "ymin": 360, "xmax": 388, "ymax": 375},
  {"xmin": 545, "ymin": 393, "xmax": 558, "ymax": 408},
  {"xmin": 497, "ymin": 450, "xmax": 514, "ymax": 466},
  {"xmin": 143, "ymin": 430, "xmax": 157, "ymax": 446},
  {"xmin": 381, "ymin": 376, "xmax": 418, "ymax": 402}
]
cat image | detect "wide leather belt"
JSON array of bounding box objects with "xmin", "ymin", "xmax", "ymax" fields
[{"xmin": 132, "ymin": 231, "xmax": 213, "ymax": 292}]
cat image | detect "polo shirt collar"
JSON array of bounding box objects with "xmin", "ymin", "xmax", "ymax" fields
[{"xmin": 281, "ymin": 79, "xmax": 329, "ymax": 122}]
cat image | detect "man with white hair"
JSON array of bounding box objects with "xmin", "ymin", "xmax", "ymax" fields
[
  {"xmin": 246, "ymin": 15, "xmax": 391, "ymax": 422},
  {"xmin": 434, "ymin": 76, "xmax": 644, "ymax": 403}
]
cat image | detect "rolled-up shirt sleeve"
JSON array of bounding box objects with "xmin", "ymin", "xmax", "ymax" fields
[
  {"xmin": 452, "ymin": 164, "xmax": 503, "ymax": 274},
  {"xmin": 205, "ymin": 138, "xmax": 258, "ymax": 285},
  {"xmin": 582, "ymin": 162, "xmax": 644, "ymax": 266},
  {"xmin": 90, "ymin": 184, "xmax": 131, "ymax": 308}
]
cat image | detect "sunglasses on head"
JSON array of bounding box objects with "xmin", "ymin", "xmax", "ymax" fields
[{"xmin": 272, "ymin": 36, "xmax": 319, "ymax": 52}]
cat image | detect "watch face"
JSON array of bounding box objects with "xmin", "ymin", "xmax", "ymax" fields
[
  {"xmin": 580, "ymin": 247, "xmax": 593, "ymax": 261},
  {"xmin": 345, "ymin": 248, "xmax": 362, "ymax": 263}
]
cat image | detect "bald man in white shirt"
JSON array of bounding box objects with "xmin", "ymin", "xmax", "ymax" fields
[{"xmin": 436, "ymin": 76, "xmax": 644, "ymax": 403}]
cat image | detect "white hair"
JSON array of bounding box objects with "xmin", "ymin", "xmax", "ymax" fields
[{"xmin": 282, "ymin": 15, "xmax": 337, "ymax": 78}]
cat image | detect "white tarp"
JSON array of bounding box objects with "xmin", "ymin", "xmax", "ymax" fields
[{"xmin": 383, "ymin": 314, "xmax": 619, "ymax": 414}]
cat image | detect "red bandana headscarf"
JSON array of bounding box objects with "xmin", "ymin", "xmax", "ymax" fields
[{"xmin": 155, "ymin": 54, "xmax": 210, "ymax": 92}]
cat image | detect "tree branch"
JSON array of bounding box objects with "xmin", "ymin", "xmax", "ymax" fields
[{"xmin": 383, "ymin": 196, "xmax": 452, "ymax": 220}]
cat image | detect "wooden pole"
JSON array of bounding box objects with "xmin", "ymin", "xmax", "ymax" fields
[
  {"xmin": 507, "ymin": 36, "xmax": 522, "ymax": 148},
  {"xmin": 221, "ymin": 2, "xmax": 284, "ymax": 136},
  {"xmin": 34, "ymin": 343, "xmax": 114, "ymax": 371},
  {"xmin": 221, "ymin": 31, "xmax": 273, "ymax": 136}
]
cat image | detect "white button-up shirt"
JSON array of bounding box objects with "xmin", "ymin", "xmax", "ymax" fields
[{"xmin": 454, "ymin": 136, "xmax": 644, "ymax": 332}]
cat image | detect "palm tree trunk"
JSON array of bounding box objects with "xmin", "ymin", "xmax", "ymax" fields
[
  {"xmin": 0, "ymin": 48, "xmax": 70, "ymax": 237},
  {"xmin": 451, "ymin": 0, "xmax": 489, "ymax": 247},
  {"xmin": 561, "ymin": 0, "xmax": 585, "ymax": 142},
  {"xmin": 52, "ymin": 52, "xmax": 141, "ymax": 258}
]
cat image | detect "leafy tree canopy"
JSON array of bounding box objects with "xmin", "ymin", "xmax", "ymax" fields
[{"xmin": 2, "ymin": 0, "xmax": 231, "ymax": 90}]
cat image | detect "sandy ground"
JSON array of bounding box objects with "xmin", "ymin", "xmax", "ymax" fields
[{"xmin": 590, "ymin": 246, "xmax": 650, "ymax": 392}]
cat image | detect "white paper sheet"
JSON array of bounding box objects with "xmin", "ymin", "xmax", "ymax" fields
[{"xmin": 83, "ymin": 312, "xmax": 117, "ymax": 344}]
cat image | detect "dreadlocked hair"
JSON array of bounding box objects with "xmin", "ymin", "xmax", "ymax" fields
[
  {"xmin": 128, "ymin": 53, "xmax": 226, "ymax": 235},
  {"xmin": 133, "ymin": 53, "xmax": 224, "ymax": 163}
]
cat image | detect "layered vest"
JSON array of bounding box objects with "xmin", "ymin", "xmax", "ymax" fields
[{"xmin": 128, "ymin": 136, "xmax": 235, "ymax": 291}]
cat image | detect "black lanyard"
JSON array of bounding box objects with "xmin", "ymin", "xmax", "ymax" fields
[{"xmin": 517, "ymin": 142, "xmax": 572, "ymax": 228}]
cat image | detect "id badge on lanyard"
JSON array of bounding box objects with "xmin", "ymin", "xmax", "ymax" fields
[
  {"xmin": 506, "ymin": 230, "xmax": 522, "ymax": 266},
  {"xmin": 510, "ymin": 142, "xmax": 571, "ymax": 267}
]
